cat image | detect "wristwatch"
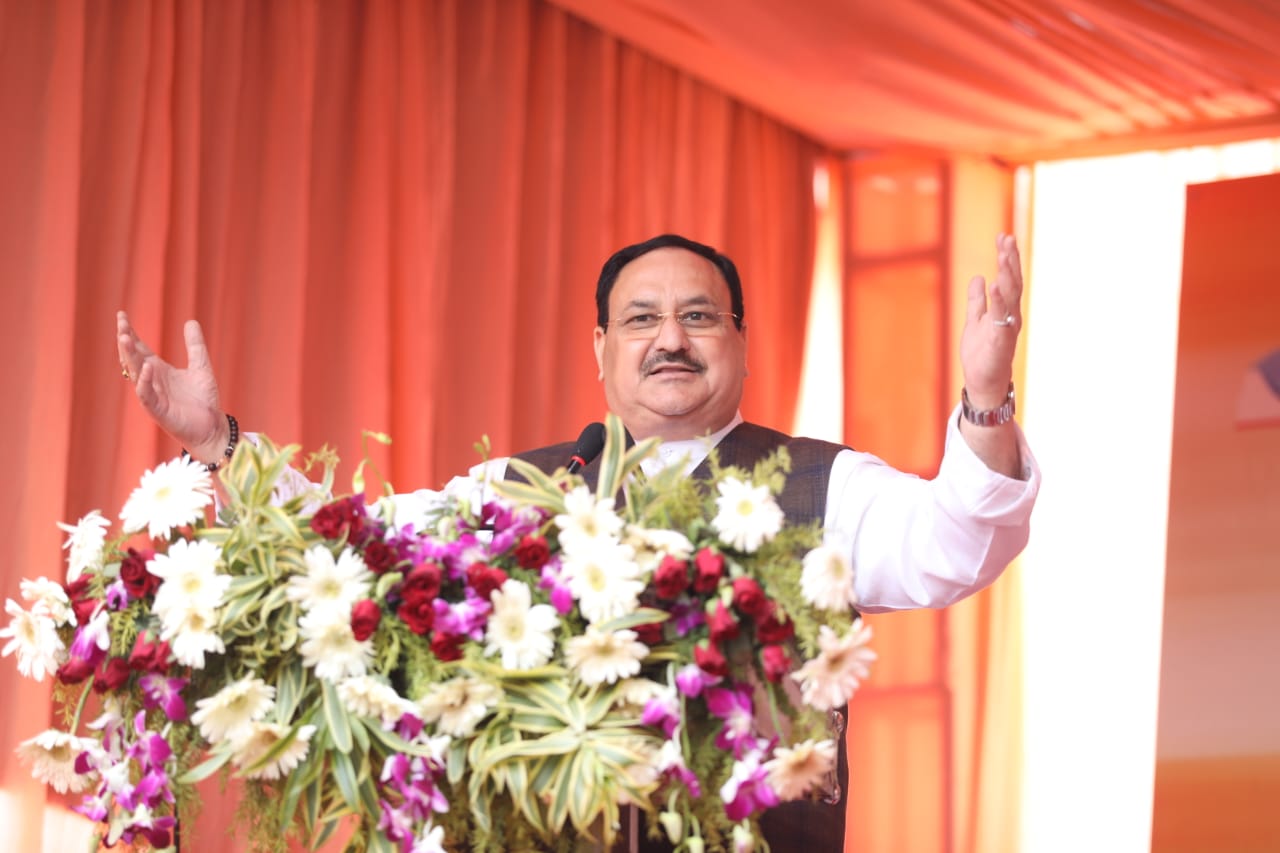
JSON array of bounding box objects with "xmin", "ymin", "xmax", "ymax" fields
[{"xmin": 961, "ymin": 383, "xmax": 1016, "ymax": 427}]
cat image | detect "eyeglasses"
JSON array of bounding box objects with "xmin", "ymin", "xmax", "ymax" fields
[{"xmin": 605, "ymin": 310, "xmax": 740, "ymax": 337}]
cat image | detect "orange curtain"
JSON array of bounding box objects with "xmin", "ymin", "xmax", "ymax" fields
[
  {"xmin": 0, "ymin": 0, "xmax": 819, "ymax": 849},
  {"xmin": 839, "ymin": 153, "xmax": 1020, "ymax": 852}
]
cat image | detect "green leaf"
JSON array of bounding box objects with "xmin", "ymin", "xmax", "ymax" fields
[
  {"xmin": 331, "ymin": 749, "xmax": 361, "ymax": 811},
  {"xmin": 175, "ymin": 747, "xmax": 233, "ymax": 785},
  {"xmin": 321, "ymin": 679, "xmax": 353, "ymax": 753}
]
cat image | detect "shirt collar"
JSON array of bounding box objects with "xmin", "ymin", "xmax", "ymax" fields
[{"xmin": 639, "ymin": 411, "xmax": 745, "ymax": 477}]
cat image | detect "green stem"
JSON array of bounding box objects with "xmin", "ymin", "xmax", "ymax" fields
[{"xmin": 70, "ymin": 676, "xmax": 96, "ymax": 732}]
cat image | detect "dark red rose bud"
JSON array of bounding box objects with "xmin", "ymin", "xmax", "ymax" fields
[
  {"xmin": 692, "ymin": 548, "xmax": 725, "ymax": 593},
  {"xmin": 128, "ymin": 635, "xmax": 172, "ymax": 672},
  {"xmin": 430, "ymin": 631, "xmax": 465, "ymax": 662},
  {"xmin": 693, "ymin": 641, "xmax": 728, "ymax": 678},
  {"xmin": 362, "ymin": 540, "xmax": 397, "ymax": 575},
  {"xmin": 56, "ymin": 656, "xmax": 96, "ymax": 685},
  {"xmin": 70, "ymin": 597, "xmax": 100, "ymax": 627},
  {"xmin": 514, "ymin": 535, "xmax": 551, "ymax": 570},
  {"xmin": 633, "ymin": 621, "xmax": 665, "ymax": 646},
  {"xmin": 401, "ymin": 563, "xmax": 443, "ymax": 600},
  {"xmin": 466, "ymin": 562, "xmax": 508, "ymax": 601},
  {"xmin": 731, "ymin": 577, "xmax": 769, "ymax": 620},
  {"xmin": 761, "ymin": 644, "xmax": 791, "ymax": 683},
  {"xmin": 309, "ymin": 501, "xmax": 348, "ymax": 540},
  {"xmin": 93, "ymin": 657, "xmax": 131, "ymax": 693},
  {"xmin": 119, "ymin": 547, "xmax": 160, "ymax": 600},
  {"xmin": 707, "ymin": 601, "xmax": 740, "ymax": 646},
  {"xmin": 350, "ymin": 599, "xmax": 383, "ymax": 642},
  {"xmin": 755, "ymin": 604, "xmax": 796, "ymax": 644},
  {"xmin": 397, "ymin": 593, "xmax": 435, "ymax": 635},
  {"xmin": 653, "ymin": 555, "xmax": 691, "ymax": 600}
]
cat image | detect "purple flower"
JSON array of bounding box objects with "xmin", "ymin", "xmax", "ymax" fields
[
  {"xmin": 537, "ymin": 558, "xmax": 574, "ymax": 615},
  {"xmin": 139, "ymin": 673, "xmax": 188, "ymax": 721},
  {"xmin": 670, "ymin": 601, "xmax": 706, "ymax": 637},
  {"xmin": 675, "ymin": 663, "xmax": 718, "ymax": 698},
  {"xmin": 719, "ymin": 749, "xmax": 779, "ymax": 821},
  {"xmin": 641, "ymin": 694, "xmax": 680, "ymax": 738},
  {"xmin": 69, "ymin": 609, "xmax": 111, "ymax": 663},
  {"xmin": 706, "ymin": 685, "xmax": 757, "ymax": 756},
  {"xmin": 104, "ymin": 579, "xmax": 131, "ymax": 611}
]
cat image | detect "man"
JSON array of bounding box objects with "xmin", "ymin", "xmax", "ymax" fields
[{"xmin": 117, "ymin": 232, "xmax": 1039, "ymax": 849}]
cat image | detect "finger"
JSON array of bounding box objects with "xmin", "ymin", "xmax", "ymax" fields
[
  {"xmin": 183, "ymin": 320, "xmax": 211, "ymax": 372},
  {"xmin": 133, "ymin": 361, "xmax": 161, "ymax": 413}
]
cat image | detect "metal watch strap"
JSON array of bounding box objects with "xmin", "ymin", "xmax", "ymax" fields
[{"xmin": 960, "ymin": 382, "xmax": 1016, "ymax": 427}]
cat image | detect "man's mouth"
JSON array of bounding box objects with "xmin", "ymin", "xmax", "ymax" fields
[{"xmin": 644, "ymin": 358, "xmax": 703, "ymax": 377}]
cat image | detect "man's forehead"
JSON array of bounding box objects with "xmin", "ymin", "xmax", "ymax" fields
[{"xmin": 611, "ymin": 248, "xmax": 729, "ymax": 301}]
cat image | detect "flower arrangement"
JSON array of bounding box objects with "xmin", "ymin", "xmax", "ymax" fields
[{"xmin": 2, "ymin": 416, "xmax": 875, "ymax": 852}]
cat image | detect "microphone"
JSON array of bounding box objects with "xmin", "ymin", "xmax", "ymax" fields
[{"xmin": 566, "ymin": 422, "xmax": 606, "ymax": 474}]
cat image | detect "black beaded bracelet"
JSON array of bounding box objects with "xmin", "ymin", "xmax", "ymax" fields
[{"xmin": 182, "ymin": 413, "xmax": 240, "ymax": 473}]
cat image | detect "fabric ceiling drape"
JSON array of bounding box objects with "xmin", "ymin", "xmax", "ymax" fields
[{"xmin": 0, "ymin": 0, "xmax": 818, "ymax": 849}]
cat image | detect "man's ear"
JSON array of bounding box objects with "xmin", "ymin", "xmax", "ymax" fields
[{"xmin": 593, "ymin": 327, "xmax": 606, "ymax": 380}]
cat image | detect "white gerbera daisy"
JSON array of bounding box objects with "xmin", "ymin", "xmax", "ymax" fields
[
  {"xmin": 232, "ymin": 722, "xmax": 317, "ymax": 780},
  {"xmin": 561, "ymin": 538, "xmax": 644, "ymax": 625},
  {"xmin": 287, "ymin": 545, "xmax": 373, "ymax": 617},
  {"xmin": 298, "ymin": 608, "xmax": 372, "ymax": 682},
  {"xmin": 484, "ymin": 580, "xmax": 558, "ymax": 670},
  {"xmin": 55, "ymin": 510, "xmax": 111, "ymax": 582},
  {"xmin": 0, "ymin": 599, "xmax": 65, "ymax": 681},
  {"xmin": 554, "ymin": 486, "xmax": 624, "ymax": 553},
  {"xmin": 417, "ymin": 676, "xmax": 502, "ymax": 737},
  {"xmin": 625, "ymin": 525, "xmax": 693, "ymax": 574},
  {"xmin": 763, "ymin": 738, "xmax": 838, "ymax": 801},
  {"xmin": 16, "ymin": 729, "xmax": 97, "ymax": 793},
  {"xmin": 711, "ymin": 477, "xmax": 784, "ymax": 553},
  {"xmin": 192, "ymin": 677, "xmax": 277, "ymax": 744},
  {"xmin": 565, "ymin": 627, "xmax": 649, "ymax": 686},
  {"xmin": 799, "ymin": 544, "xmax": 858, "ymax": 611},
  {"xmin": 119, "ymin": 457, "xmax": 214, "ymax": 539},
  {"xmin": 160, "ymin": 606, "xmax": 226, "ymax": 669},
  {"xmin": 790, "ymin": 623, "xmax": 877, "ymax": 712},
  {"xmin": 149, "ymin": 539, "xmax": 231, "ymax": 618},
  {"xmin": 20, "ymin": 577, "xmax": 75, "ymax": 626},
  {"xmin": 338, "ymin": 676, "xmax": 414, "ymax": 729}
]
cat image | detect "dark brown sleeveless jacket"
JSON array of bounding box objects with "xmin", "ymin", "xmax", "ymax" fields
[{"xmin": 511, "ymin": 422, "xmax": 851, "ymax": 852}]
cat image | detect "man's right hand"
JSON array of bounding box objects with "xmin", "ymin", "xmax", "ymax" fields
[{"xmin": 117, "ymin": 310, "xmax": 229, "ymax": 464}]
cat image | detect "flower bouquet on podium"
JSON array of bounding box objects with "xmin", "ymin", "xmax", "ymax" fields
[{"xmin": 3, "ymin": 416, "xmax": 874, "ymax": 852}]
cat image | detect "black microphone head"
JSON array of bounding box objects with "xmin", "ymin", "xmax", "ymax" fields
[{"xmin": 567, "ymin": 422, "xmax": 607, "ymax": 473}]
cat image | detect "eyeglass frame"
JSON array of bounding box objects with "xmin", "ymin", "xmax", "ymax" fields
[{"xmin": 601, "ymin": 310, "xmax": 743, "ymax": 337}]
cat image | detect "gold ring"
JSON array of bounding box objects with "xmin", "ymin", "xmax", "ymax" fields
[{"xmin": 121, "ymin": 364, "xmax": 132, "ymax": 380}]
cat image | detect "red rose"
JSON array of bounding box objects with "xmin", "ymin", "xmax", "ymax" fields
[
  {"xmin": 430, "ymin": 631, "xmax": 465, "ymax": 662},
  {"xmin": 119, "ymin": 547, "xmax": 159, "ymax": 600},
  {"xmin": 694, "ymin": 641, "xmax": 728, "ymax": 678},
  {"xmin": 514, "ymin": 535, "xmax": 551, "ymax": 570},
  {"xmin": 64, "ymin": 576, "xmax": 99, "ymax": 625},
  {"xmin": 633, "ymin": 621, "xmax": 665, "ymax": 646},
  {"xmin": 56, "ymin": 656, "xmax": 96, "ymax": 685},
  {"xmin": 350, "ymin": 599, "xmax": 382, "ymax": 641},
  {"xmin": 401, "ymin": 563, "xmax": 442, "ymax": 600},
  {"xmin": 707, "ymin": 601, "xmax": 740, "ymax": 646},
  {"xmin": 755, "ymin": 605, "xmax": 795, "ymax": 644},
  {"xmin": 466, "ymin": 562, "xmax": 508, "ymax": 601},
  {"xmin": 397, "ymin": 592, "xmax": 435, "ymax": 635},
  {"xmin": 761, "ymin": 644, "xmax": 791, "ymax": 683},
  {"xmin": 692, "ymin": 548, "xmax": 724, "ymax": 593},
  {"xmin": 128, "ymin": 635, "xmax": 172, "ymax": 672},
  {"xmin": 653, "ymin": 555, "xmax": 691, "ymax": 600},
  {"xmin": 310, "ymin": 501, "xmax": 349, "ymax": 539},
  {"xmin": 93, "ymin": 657, "xmax": 131, "ymax": 693},
  {"xmin": 362, "ymin": 540, "xmax": 397, "ymax": 575},
  {"xmin": 731, "ymin": 577, "xmax": 769, "ymax": 620}
]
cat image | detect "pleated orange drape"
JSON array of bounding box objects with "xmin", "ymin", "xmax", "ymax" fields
[
  {"xmin": 838, "ymin": 153, "xmax": 1022, "ymax": 853},
  {"xmin": 0, "ymin": 1, "xmax": 819, "ymax": 849}
]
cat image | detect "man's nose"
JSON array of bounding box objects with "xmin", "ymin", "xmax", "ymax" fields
[{"xmin": 651, "ymin": 313, "xmax": 692, "ymax": 350}]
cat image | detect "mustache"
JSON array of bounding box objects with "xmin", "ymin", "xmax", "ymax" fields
[{"xmin": 642, "ymin": 352, "xmax": 705, "ymax": 375}]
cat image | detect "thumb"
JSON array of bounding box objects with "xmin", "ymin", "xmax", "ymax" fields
[
  {"xmin": 184, "ymin": 320, "xmax": 211, "ymax": 372},
  {"xmin": 965, "ymin": 274, "xmax": 987, "ymax": 324}
]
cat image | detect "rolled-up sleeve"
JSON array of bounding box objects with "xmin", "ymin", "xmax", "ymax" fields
[{"xmin": 826, "ymin": 404, "xmax": 1041, "ymax": 612}]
